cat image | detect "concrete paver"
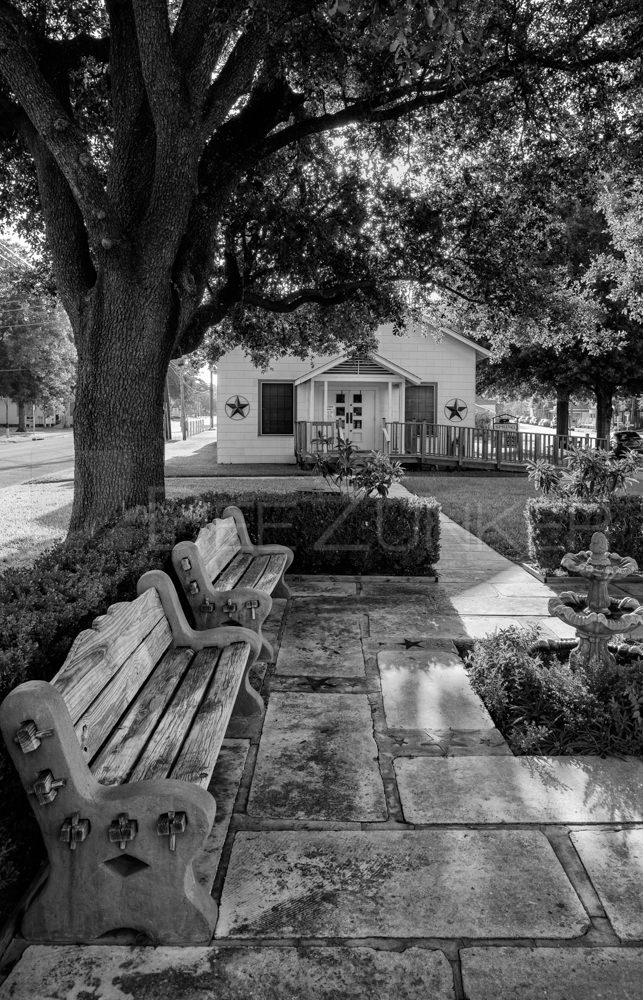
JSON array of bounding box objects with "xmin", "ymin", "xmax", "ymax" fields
[
  {"xmin": 378, "ymin": 647, "xmax": 495, "ymax": 730},
  {"xmin": 0, "ymin": 945, "xmax": 456, "ymax": 1000},
  {"xmin": 369, "ymin": 610, "xmax": 575, "ymax": 640},
  {"xmin": 287, "ymin": 576, "xmax": 358, "ymax": 596},
  {"xmin": 275, "ymin": 607, "xmax": 365, "ymax": 676},
  {"xmin": 360, "ymin": 576, "xmax": 438, "ymax": 596},
  {"xmin": 217, "ymin": 830, "xmax": 589, "ymax": 939},
  {"xmin": 570, "ymin": 829, "xmax": 643, "ymax": 940},
  {"xmin": 461, "ymin": 947, "xmax": 643, "ymax": 1000},
  {"xmin": 247, "ymin": 693, "xmax": 387, "ymax": 821},
  {"xmin": 395, "ymin": 756, "xmax": 643, "ymax": 825}
]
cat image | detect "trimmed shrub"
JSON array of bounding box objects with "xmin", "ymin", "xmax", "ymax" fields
[
  {"xmin": 465, "ymin": 625, "xmax": 643, "ymax": 756},
  {"xmin": 525, "ymin": 495, "xmax": 643, "ymax": 573},
  {"xmin": 202, "ymin": 490, "xmax": 440, "ymax": 576},
  {"xmin": 0, "ymin": 488, "xmax": 440, "ymax": 923}
]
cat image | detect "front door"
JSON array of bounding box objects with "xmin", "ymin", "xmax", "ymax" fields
[{"xmin": 334, "ymin": 390, "xmax": 376, "ymax": 449}]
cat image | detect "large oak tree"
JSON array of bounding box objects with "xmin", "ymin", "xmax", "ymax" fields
[{"xmin": 0, "ymin": 0, "xmax": 640, "ymax": 531}]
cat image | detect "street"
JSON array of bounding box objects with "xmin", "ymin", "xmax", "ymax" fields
[{"xmin": 0, "ymin": 431, "xmax": 74, "ymax": 489}]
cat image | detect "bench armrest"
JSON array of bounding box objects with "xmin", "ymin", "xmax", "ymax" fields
[
  {"xmin": 136, "ymin": 570, "xmax": 262, "ymax": 662},
  {"xmin": 222, "ymin": 505, "xmax": 294, "ymax": 566}
]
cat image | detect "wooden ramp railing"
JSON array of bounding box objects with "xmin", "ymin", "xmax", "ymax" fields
[{"xmin": 295, "ymin": 420, "xmax": 608, "ymax": 469}]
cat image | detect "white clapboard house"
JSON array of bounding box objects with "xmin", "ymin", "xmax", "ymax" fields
[{"xmin": 216, "ymin": 322, "xmax": 490, "ymax": 466}]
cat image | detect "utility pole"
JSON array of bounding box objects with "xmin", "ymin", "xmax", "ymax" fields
[
  {"xmin": 209, "ymin": 366, "xmax": 214, "ymax": 429},
  {"xmin": 180, "ymin": 366, "xmax": 186, "ymax": 440}
]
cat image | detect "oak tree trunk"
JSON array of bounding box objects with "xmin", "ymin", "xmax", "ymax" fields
[
  {"xmin": 555, "ymin": 391, "xmax": 569, "ymax": 437},
  {"xmin": 595, "ymin": 385, "xmax": 613, "ymax": 444},
  {"xmin": 69, "ymin": 271, "xmax": 174, "ymax": 534}
]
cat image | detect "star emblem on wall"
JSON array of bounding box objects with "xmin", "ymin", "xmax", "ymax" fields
[
  {"xmin": 225, "ymin": 394, "xmax": 250, "ymax": 419},
  {"xmin": 444, "ymin": 398, "xmax": 468, "ymax": 421}
]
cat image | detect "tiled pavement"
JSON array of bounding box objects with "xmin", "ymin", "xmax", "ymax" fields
[{"xmin": 1, "ymin": 515, "xmax": 642, "ymax": 999}]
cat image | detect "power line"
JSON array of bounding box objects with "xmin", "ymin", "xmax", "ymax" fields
[
  {"xmin": 0, "ymin": 305, "xmax": 53, "ymax": 316},
  {"xmin": 0, "ymin": 321, "xmax": 57, "ymax": 331},
  {"xmin": 0, "ymin": 239, "xmax": 36, "ymax": 271}
]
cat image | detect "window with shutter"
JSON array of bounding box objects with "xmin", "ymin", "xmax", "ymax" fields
[
  {"xmin": 404, "ymin": 384, "xmax": 436, "ymax": 423},
  {"xmin": 260, "ymin": 382, "xmax": 294, "ymax": 434}
]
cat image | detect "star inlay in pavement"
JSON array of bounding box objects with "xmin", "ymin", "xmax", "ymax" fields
[
  {"xmin": 444, "ymin": 398, "xmax": 468, "ymax": 421},
  {"xmin": 225, "ymin": 395, "xmax": 250, "ymax": 419}
]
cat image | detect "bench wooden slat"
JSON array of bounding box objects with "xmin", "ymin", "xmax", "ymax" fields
[
  {"xmin": 197, "ymin": 518, "xmax": 241, "ymax": 582},
  {"xmin": 89, "ymin": 647, "xmax": 194, "ymax": 785},
  {"xmin": 128, "ymin": 647, "xmax": 225, "ymax": 783},
  {"xmin": 213, "ymin": 551, "xmax": 254, "ymax": 590},
  {"xmin": 171, "ymin": 641, "xmax": 251, "ymax": 786},
  {"xmin": 251, "ymin": 553, "xmax": 288, "ymax": 593},
  {"xmin": 52, "ymin": 589, "xmax": 171, "ymax": 722},
  {"xmin": 72, "ymin": 619, "xmax": 176, "ymax": 762},
  {"xmin": 237, "ymin": 554, "xmax": 271, "ymax": 589}
]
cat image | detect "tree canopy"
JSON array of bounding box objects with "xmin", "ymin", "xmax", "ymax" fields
[
  {"xmin": 0, "ymin": 238, "xmax": 75, "ymax": 425},
  {"xmin": 0, "ymin": 0, "xmax": 641, "ymax": 529}
]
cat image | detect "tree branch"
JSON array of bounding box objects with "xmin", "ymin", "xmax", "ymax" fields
[
  {"xmin": 130, "ymin": 0, "xmax": 182, "ymax": 123},
  {"xmin": 201, "ymin": 1, "xmax": 320, "ymax": 133},
  {"xmin": 243, "ymin": 282, "xmax": 373, "ymax": 313},
  {"xmin": 173, "ymin": 0, "xmax": 246, "ymax": 109},
  {"xmin": 0, "ymin": 1, "xmax": 117, "ymax": 249},
  {"xmin": 106, "ymin": 0, "xmax": 155, "ymax": 226},
  {"xmin": 22, "ymin": 124, "xmax": 96, "ymax": 329},
  {"xmin": 250, "ymin": 76, "xmax": 480, "ymax": 163},
  {"xmin": 202, "ymin": 20, "xmax": 268, "ymax": 133},
  {"xmin": 0, "ymin": 85, "xmax": 23, "ymax": 139}
]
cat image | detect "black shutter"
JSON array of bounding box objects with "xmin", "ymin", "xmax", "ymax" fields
[
  {"xmin": 261, "ymin": 383, "xmax": 294, "ymax": 434},
  {"xmin": 404, "ymin": 385, "xmax": 436, "ymax": 422}
]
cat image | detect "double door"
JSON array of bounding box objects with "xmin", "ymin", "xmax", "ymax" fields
[{"xmin": 333, "ymin": 389, "xmax": 375, "ymax": 449}]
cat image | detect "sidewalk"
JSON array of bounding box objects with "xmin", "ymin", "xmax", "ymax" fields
[{"xmin": 1, "ymin": 501, "xmax": 642, "ymax": 997}]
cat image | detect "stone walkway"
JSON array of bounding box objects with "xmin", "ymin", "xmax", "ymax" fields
[{"xmin": 1, "ymin": 516, "xmax": 642, "ymax": 999}]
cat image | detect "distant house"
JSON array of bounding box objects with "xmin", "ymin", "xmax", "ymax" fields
[
  {"xmin": 0, "ymin": 397, "xmax": 72, "ymax": 428},
  {"xmin": 216, "ymin": 322, "xmax": 490, "ymax": 464}
]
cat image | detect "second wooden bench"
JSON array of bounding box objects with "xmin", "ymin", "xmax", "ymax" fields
[{"xmin": 172, "ymin": 504, "xmax": 293, "ymax": 659}]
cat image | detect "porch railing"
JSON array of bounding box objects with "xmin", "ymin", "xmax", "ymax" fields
[{"xmin": 295, "ymin": 419, "xmax": 608, "ymax": 469}]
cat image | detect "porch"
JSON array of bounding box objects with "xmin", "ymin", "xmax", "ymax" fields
[{"xmin": 295, "ymin": 420, "xmax": 608, "ymax": 471}]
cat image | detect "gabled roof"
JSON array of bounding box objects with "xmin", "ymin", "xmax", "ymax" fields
[
  {"xmin": 294, "ymin": 352, "xmax": 422, "ymax": 385},
  {"xmin": 441, "ymin": 326, "xmax": 491, "ymax": 360}
]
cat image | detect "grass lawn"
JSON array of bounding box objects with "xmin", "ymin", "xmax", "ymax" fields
[{"xmin": 405, "ymin": 472, "xmax": 535, "ymax": 563}]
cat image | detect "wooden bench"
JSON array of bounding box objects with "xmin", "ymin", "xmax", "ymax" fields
[
  {"xmin": 171, "ymin": 504, "xmax": 293, "ymax": 659},
  {"xmin": 0, "ymin": 569, "xmax": 263, "ymax": 945}
]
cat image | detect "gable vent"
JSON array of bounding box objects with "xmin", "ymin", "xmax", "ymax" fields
[{"xmin": 326, "ymin": 355, "xmax": 388, "ymax": 377}]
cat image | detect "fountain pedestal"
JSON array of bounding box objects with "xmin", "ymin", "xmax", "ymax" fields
[{"xmin": 548, "ymin": 532, "xmax": 643, "ymax": 684}]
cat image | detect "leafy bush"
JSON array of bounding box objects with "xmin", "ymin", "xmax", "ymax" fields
[
  {"xmin": 526, "ymin": 444, "xmax": 639, "ymax": 501},
  {"xmin": 465, "ymin": 625, "xmax": 643, "ymax": 756},
  {"xmin": 312, "ymin": 437, "xmax": 405, "ymax": 498},
  {"xmin": 525, "ymin": 495, "xmax": 643, "ymax": 572}
]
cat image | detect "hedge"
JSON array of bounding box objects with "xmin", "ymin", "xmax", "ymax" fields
[
  {"xmin": 525, "ymin": 495, "xmax": 643, "ymax": 573},
  {"xmin": 0, "ymin": 488, "xmax": 440, "ymax": 925}
]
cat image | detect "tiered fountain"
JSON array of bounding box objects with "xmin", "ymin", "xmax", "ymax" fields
[{"xmin": 548, "ymin": 531, "xmax": 643, "ymax": 683}]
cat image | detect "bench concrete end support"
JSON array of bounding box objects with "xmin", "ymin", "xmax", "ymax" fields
[{"xmin": 0, "ymin": 682, "xmax": 218, "ymax": 945}]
